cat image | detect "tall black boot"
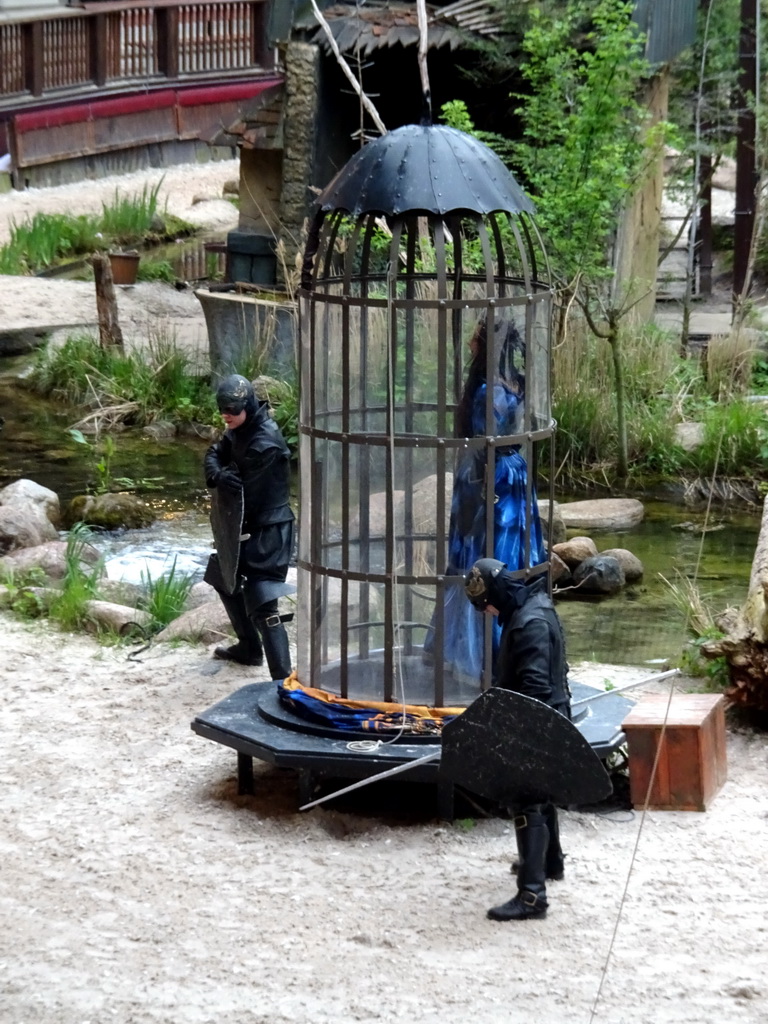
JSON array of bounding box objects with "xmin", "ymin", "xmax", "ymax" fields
[
  {"xmin": 543, "ymin": 803, "xmax": 565, "ymax": 880},
  {"xmin": 214, "ymin": 589, "xmax": 264, "ymax": 666},
  {"xmin": 488, "ymin": 810, "xmax": 549, "ymax": 922},
  {"xmin": 511, "ymin": 803, "xmax": 565, "ymax": 881},
  {"xmin": 255, "ymin": 612, "xmax": 292, "ymax": 681}
]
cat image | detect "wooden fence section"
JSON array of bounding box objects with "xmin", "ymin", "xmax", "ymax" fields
[{"xmin": 0, "ymin": 1, "xmax": 272, "ymax": 108}]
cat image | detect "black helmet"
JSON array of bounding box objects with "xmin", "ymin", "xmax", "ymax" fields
[
  {"xmin": 464, "ymin": 558, "xmax": 506, "ymax": 610},
  {"xmin": 216, "ymin": 374, "xmax": 255, "ymax": 415}
]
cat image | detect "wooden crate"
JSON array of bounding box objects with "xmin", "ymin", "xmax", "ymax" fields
[{"xmin": 621, "ymin": 693, "xmax": 727, "ymax": 811}]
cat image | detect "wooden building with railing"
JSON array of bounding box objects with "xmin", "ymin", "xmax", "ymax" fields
[{"xmin": 0, "ymin": 0, "xmax": 281, "ymax": 188}]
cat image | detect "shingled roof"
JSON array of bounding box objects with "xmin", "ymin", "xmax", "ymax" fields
[
  {"xmin": 295, "ymin": 2, "xmax": 465, "ymax": 55},
  {"xmin": 431, "ymin": 1, "xmax": 506, "ymax": 38}
]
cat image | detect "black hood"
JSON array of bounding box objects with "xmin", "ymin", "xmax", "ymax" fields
[
  {"xmin": 491, "ymin": 572, "xmax": 548, "ymax": 627},
  {"xmin": 232, "ymin": 396, "xmax": 269, "ymax": 434}
]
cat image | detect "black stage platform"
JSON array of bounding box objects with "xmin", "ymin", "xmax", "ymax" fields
[{"xmin": 191, "ymin": 679, "xmax": 634, "ymax": 820}]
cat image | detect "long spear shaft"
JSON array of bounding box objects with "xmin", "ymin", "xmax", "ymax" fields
[
  {"xmin": 300, "ymin": 669, "xmax": 680, "ymax": 810},
  {"xmin": 571, "ymin": 668, "xmax": 680, "ymax": 707},
  {"xmin": 299, "ymin": 750, "xmax": 441, "ymax": 811}
]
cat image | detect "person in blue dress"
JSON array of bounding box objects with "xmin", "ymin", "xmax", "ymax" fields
[{"xmin": 427, "ymin": 314, "xmax": 546, "ymax": 686}]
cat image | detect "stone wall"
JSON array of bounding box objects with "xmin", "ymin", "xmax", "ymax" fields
[{"xmin": 278, "ymin": 41, "xmax": 320, "ymax": 284}]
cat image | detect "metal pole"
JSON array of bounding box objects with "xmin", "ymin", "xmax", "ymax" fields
[
  {"xmin": 571, "ymin": 668, "xmax": 681, "ymax": 707},
  {"xmin": 299, "ymin": 749, "xmax": 441, "ymax": 810}
]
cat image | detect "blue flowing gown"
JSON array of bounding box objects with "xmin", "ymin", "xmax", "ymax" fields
[{"xmin": 434, "ymin": 382, "xmax": 545, "ymax": 684}]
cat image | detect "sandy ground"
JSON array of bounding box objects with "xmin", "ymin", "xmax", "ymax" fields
[
  {"xmin": 2, "ymin": 164, "xmax": 768, "ymax": 1024},
  {"xmin": 1, "ymin": 612, "xmax": 767, "ymax": 1024}
]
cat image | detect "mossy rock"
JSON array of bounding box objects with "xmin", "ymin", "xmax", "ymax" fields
[{"xmin": 65, "ymin": 492, "xmax": 155, "ymax": 531}]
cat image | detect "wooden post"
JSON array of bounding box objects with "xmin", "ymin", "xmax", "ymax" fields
[
  {"xmin": 733, "ymin": 0, "xmax": 757, "ymax": 305},
  {"xmin": 91, "ymin": 254, "xmax": 124, "ymax": 351},
  {"xmin": 89, "ymin": 13, "xmax": 109, "ymax": 88},
  {"xmin": 156, "ymin": 7, "xmax": 180, "ymax": 80},
  {"xmin": 23, "ymin": 22, "xmax": 45, "ymax": 97}
]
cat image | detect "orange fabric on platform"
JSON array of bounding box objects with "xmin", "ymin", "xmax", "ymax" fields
[{"xmin": 282, "ymin": 673, "xmax": 465, "ymax": 719}]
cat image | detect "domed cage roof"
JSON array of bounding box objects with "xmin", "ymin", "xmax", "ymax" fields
[
  {"xmin": 317, "ymin": 123, "xmax": 535, "ymax": 218},
  {"xmin": 302, "ymin": 124, "xmax": 547, "ymax": 294},
  {"xmin": 293, "ymin": 123, "xmax": 555, "ymax": 723}
]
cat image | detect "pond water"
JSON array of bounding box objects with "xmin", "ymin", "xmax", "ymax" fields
[
  {"xmin": 555, "ymin": 504, "xmax": 758, "ymax": 668},
  {"xmin": 0, "ymin": 357, "xmax": 209, "ymax": 508},
  {"xmin": 0, "ymin": 357, "xmax": 760, "ymax": 668}
]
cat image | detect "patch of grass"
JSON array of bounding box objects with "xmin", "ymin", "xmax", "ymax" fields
[
  {"xmin": 139, "ymin": 556, "xmax": 195, "ymax": 630},
  {"xmin": 692, "ymin": 400, "xmax": 768, "ymax": 477},
  {"xmin": 550, "ymin": 314, "xmax": 768, "ymax": 486},
  {"xmin": 0, "ymin": 211, "xmax": 101, "ymax": 273},
  {"xmin": 99, "ymin": 181, "xmax": 163, "ymax": 245},
  {"xmin": 0, "ymin": 179, "xmax": 195, "ymax": 275},
  {"xmin": 48, "ymin": 523, "xmax": 104, "ymax": 631},
  {"xmin": 137, "ymin": 259, "xmax": 176, "ymax": 283},
  {"xmin": 28, "ymin": 333, "xmax": 218, "ymax": 430}
]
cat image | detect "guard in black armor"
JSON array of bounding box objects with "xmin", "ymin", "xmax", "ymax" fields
[
  {"xmin": 464, "ymin": 558, "xmax": 571, "ymax": 921},
  {"xmin": 204, "ymin": 374, "xmax": 295, "ymax": 680}
]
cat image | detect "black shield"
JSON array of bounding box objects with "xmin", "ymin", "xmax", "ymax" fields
[
  {"xmin": 440, "ymin": 687, "xmax": 613, "ymax": 807},
  {"xmin": 209, "ymin": 486, "xmax": 244, "ymax": 596}
]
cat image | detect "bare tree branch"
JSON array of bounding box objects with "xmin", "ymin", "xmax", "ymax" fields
[
  {"xmin": 416, "ymin": 0, "xmax": 431, "ymax": 121},
  {"xmin": 309, "ymin": 0, "xmax": 387, "ymax": 136}
]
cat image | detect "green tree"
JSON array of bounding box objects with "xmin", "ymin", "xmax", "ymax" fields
[
  {"xmin": 513, "ymin": 2, "xmax": 649, "ymax": 285},
  {"xmin": 511, "ymin": 0, "xmax": 665, "ymax": 479}
]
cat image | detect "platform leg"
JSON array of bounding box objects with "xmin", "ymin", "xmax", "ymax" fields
[
  {"xmin": 298, "ymin": 769, "xmax": 317, "ymax": 807},
  {"xmin": 237, "ymin": 752, "xmax": 255, "ymax": 795},
  {"xmin": 437, "ymin": 778, "xmax": 455, "ymax": 822}
]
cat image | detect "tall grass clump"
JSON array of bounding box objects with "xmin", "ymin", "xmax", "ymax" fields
[
  {"xmin": 551, "ymin": 319, "xmax": 685, "ymax": 484},
  {"xmin": 99, "ymin": 181, "xmax": 164, "ymax": 244},
  {"xmin": 48, "ymin": 523, "xmax": 104, "ymax": 631},
  {"xmin": 692, "ymin": 400, "xmax": 768, "ymax": 477},
  {"xmin": 146, "ymin": 330, "xmax": 217, "ymax": 423},
  {"xmin": 704, "ymin": 331, "xmax": 756, "ymax": 399},
  {"xmin": 28, "ymin": 334, "xmax": 217, "ymax": 429},
  {"xmin": 139, "ymin": 556, "xmax": 195, "ymax": 630}
]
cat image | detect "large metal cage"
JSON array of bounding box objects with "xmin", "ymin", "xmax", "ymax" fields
[{"xmin": 296, "ymin": 124, "xmax": 554, "ymax": 710}]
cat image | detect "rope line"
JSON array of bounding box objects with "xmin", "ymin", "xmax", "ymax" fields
[
  {"xmin": 375, "ymin": 256, "xmax": 410, "ymax": 747},
  {"xmin": 588, "ymin": 420, "xmax": 726, "ymax": 1022}
]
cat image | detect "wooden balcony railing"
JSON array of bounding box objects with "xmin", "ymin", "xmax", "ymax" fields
[{"xmin": 0, "ymin": 0, "xmax": 272, "ymax": 110}]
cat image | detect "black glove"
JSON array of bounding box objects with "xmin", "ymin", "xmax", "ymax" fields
[{"xmin": 217, "ymin": 466, "xmax": 243, "ymax": 493}]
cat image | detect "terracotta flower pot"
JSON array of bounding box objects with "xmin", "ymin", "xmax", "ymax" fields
[{"xmin": 108, "ymin": 252, "xmax": 140, "ymax": 285}]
